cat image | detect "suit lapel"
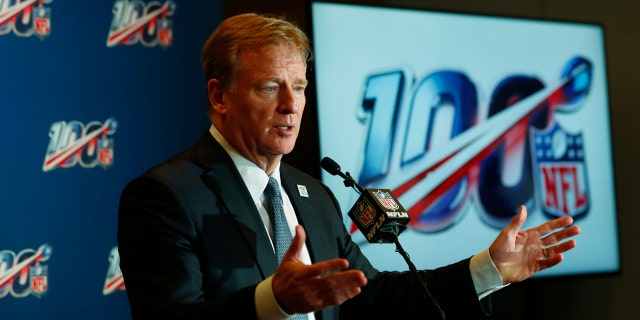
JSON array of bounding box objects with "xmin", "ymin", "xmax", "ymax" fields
[
  {"xmin": 280, "ymin": 167, "xmax": 333, "ymax": 263},
  {"xmin": 195, "ymin": 133, "xmax": 279, "ymax": 277},
  {"xmin": 281, "ymin": 167, "xmax": 339, "ymax": 320}
]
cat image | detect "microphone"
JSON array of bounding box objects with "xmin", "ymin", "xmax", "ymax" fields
[
  {"xmin": 320, "ymin": 157, "xmax": 410, "ymax": 243},
  {"xmin": 321, "ymin": 156, "xmax": 446, "ymax": 319},
  {"xmin": 321, "ymin": 156, "xmax": 447, "ymax": 319}
]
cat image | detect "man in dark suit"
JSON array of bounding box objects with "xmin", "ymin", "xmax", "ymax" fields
[{"xmin": 118, "ymin": 13, "xmax": 581, "ymax": 320}]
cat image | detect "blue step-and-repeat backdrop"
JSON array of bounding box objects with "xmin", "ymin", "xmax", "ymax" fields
[{"xmin": 0, "ymin": 1, "xmax": 222, "ymax": 318}]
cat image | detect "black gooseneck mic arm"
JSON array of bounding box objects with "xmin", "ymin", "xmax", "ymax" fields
[
  {"xmin": 320, "ymin": 157, "xmax": 446, "ymax": 320},
  {"xmin": 320, "ymin": 157, "xmax": 364, "ymax": 194}
]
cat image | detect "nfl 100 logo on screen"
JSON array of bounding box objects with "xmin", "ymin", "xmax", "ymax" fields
[{"xmin": 353, "ymin": 56, "xmax": 591, "ymax": 232}]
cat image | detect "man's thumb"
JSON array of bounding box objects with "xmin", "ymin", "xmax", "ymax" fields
[{"xmin": 282, "ymin": 225, "xmax": 306, "ymax": 261}]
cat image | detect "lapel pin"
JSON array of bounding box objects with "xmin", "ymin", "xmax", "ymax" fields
[{"xmin": 297, "ymin": 185, "xmax": 309, "ymax": 197}]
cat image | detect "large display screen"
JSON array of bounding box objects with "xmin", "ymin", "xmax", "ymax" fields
[{"xmin": 311, "ymin": 1, "xmax": 619, "ymax": 277}]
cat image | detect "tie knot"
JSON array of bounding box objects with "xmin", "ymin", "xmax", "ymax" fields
[
  {"xmin": 265, "ymin": 177, "xmax": 280, "ymax": 198},
  {"xmin": 264, "ymin": 177, "xmax": 285, "ymax": 215}
]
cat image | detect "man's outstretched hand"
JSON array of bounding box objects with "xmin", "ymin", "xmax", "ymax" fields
[
  {"xmin": 272, "ymin": 225, "xmax": 368, "ymax": 315},
  {"xmin": 489, "ymin": 205, "xmax": 581, "ymax": 284}
]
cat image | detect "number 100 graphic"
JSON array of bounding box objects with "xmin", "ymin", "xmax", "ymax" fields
[{"xmin": 354, "ymin": 56, "xmax": 592, "ymax": 232}]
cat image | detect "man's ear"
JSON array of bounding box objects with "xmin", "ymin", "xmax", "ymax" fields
[{"xmin": 207, "ymin": 79, "xmax": 226, "ymax": 114}]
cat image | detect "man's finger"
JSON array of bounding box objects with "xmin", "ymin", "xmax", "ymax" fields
[
  {"xmin": 541, "ymin": 224, "xmax": 581, "ymax": 247},
  {"xmin": 505, "ymin": 205, "xmax": 528, "ymax": 236},
  {"xmin": 282, "ymin": 225, "xmax": 306, "ymax": 262},
  {"xmin": 537, "ymin": 216, "xmax": 575, "ymax": 238},
  {"xmin": 297, "ymin": 258, "xmax": 351, "ymax": 278}
]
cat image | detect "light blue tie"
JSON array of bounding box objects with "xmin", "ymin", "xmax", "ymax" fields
[
  {"xmin": 264, "ymin": 177, "xmax": 293, "ymax": 263},
  {"xmin": 264, "ymin": 177, "xmax": 309, "ymax": 320}
]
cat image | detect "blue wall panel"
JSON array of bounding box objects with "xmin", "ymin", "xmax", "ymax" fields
[{"xmin": 0, "ymin": 1, "xmax": 223, "ymax": 318}]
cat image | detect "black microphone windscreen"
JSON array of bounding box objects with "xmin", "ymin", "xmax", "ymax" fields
[{"xmin": 320, "ymin": 157, "xmax": 341, "ymax": 176}]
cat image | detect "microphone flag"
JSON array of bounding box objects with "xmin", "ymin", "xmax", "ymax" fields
[{"xmin": 348, "ymin": 189, "xmax": 410, "ymax": 243}]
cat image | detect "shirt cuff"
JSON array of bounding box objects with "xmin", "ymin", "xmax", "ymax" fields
[
  {"xmin": 470, "ymin": 248, "xmax": 509, "ymax": 300},
  {"xmin": 255, "ymin": 275, "xmax": 291, "ymax": 320}
]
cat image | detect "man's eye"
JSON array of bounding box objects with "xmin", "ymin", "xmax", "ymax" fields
[{"xmin": 263, "ymin": 86, "xmax": 277, "ymax": 93}]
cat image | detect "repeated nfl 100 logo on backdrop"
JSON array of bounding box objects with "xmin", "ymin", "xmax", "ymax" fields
[{"xmin": 1, "ymin": 0, "xmax": 182, "ymax": 301}]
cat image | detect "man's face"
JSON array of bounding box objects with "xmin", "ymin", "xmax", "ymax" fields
[{"xmin": 220, "ymin": 44, "xmax": 307, "ymax": 163}]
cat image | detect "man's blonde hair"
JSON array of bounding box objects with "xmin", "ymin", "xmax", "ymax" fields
[{"xmin": 201, "ymin": 13, "xmax": 312, "ymax": 94}]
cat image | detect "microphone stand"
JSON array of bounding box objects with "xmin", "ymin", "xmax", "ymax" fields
[
  {"xmin": 344, "ymin": 174, "xmax": 447, "ymax": 319},
  {"xmin": 390, "ymin": 233, "xmax": 446, "ymax": 320},
  {"xmin": 322, "ymin": 157, "xmax": 446, "ymax": 319}
]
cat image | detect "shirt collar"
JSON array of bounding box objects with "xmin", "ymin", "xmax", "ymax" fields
[{"xmin": 209, "ymin": 124, "xmax": 282, "ymax": 198}]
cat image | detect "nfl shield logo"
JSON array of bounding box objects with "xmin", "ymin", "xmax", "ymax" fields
[
  {"xmin": 30, "ymin": 265, "xmax": 49, "ymax": 297},
  {"xmin": 33, "ymin": 7, "xmax": 52, "ymax": 40},
  {"xmin": 158, "ymin": 19, "xmax": 173, "ymax": 47},
  {"xmin": 356, "ymin": 199, "xmax": 376, "ymax": 227},
  {"xmin": 530, "ymin": 122, "xmax": 589, "ymax": 219},
  {"xmin": 98, "ymin": 137, "xmax": 115, "ymax": 168},
  {"xmin": 373, "ymin": 190, "xmax": 399, "ymax": 211}
]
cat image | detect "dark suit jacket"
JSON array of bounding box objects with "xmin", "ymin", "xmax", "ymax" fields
[{"xmin": 118, "ymin": 132, "xmax": 490, "ymax": 320}]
